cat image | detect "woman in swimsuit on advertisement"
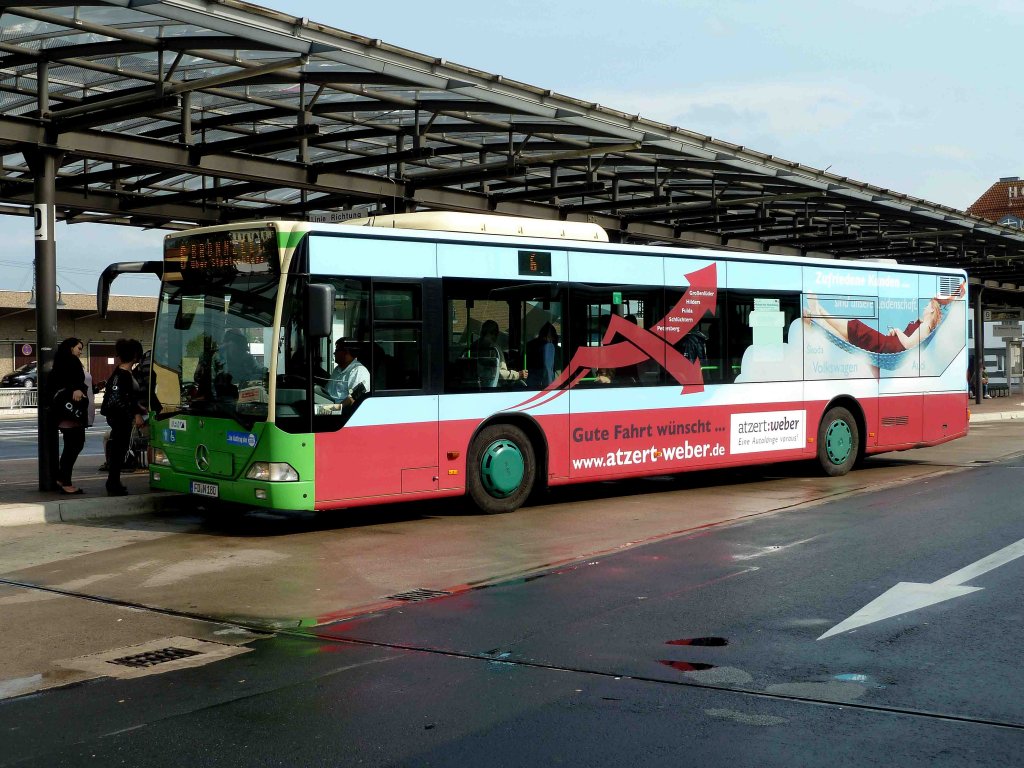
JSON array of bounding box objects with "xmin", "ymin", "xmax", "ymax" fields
[{"xmin": 804, "ymin": 283, "xmax": 963, "ymax": 354}]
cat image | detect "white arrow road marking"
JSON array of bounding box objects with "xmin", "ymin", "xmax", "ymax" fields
[{"xmin": 819, "ymin": 537, "xmax": 1024, "ymax": 640}]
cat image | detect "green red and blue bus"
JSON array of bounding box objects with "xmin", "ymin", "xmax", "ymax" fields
[{"xmin": 101, "ymin": 211, "xmax": 969, "ymax": 514}]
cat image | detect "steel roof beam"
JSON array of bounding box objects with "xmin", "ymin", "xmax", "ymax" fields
[
  {"xmin": 625, "ymin": 191, "xmax": 827, "ymax": 222},
  {"xmin": 139, "ymin": 105, "xmax": 296, "ymax": 139},
  {"xmin": 47, "ymin": 55, "xmax": 308, "ymax": 123},
  {"xmin": 0, "ymin": 117, "xmax": 569, "ymax": 220},
  {"xmin": 55, "ymin": 163, "xmax": 165, "ymax": 190},
  {"xmin": 0, "ymin": 35, "xmax": 286, "ymax": 69},
  {"xmin": 490, "ymin": 181, "xmax": 607, "ymax": 203},
  {"xmin": 311, "ymin": 146, "xmax": 435, "ymax": 175},
  {"xmin": 190, "ymin": 124, "xmax": 319, "ymax": 157},
  {"xmin": 677, "ymin": 217, "xmax": 779, "ymax": 233},
  {"xmin": 50, "ymin": 93, "xmax": 180, "ymax": 132},
  {"xmin": 120, "ymin": 180, "xmax": 275, "ymax": 210},
  {"xmin": 408, "ymin": 160, "xmax": 524, "ymax": 189},
  {"xmin": 784, "ymin": 228, "xmax": 967, "ymax": 249}
]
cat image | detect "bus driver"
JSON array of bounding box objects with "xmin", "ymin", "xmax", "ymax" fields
[{"xmin": 323, "ymin": 338, "xmax": 370, "ymax": 409}]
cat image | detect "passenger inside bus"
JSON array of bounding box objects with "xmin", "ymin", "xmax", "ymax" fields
[
  {"xmin": 472, "ymin": 319, "xmax": 527, "ymax": 387},
  {"xmin": 525, "ymin": 322, "xmax": 559, "ymax": 389}
]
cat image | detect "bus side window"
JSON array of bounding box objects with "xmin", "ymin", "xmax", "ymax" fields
[
  {"xmin": 309, "ymin": 277, "xmax": 370, "ymax": 428},
  {"xmin": 443, "ymin": 278, "xmax": 558, "ymax": 392},
  {"xmin": 521, "ymin": 294, "xmax": 563, "ymax": 390},
  {"xmin": 723, "ymin": 290, "xmax": 801, "ymax": 383},
  {"xmin": 567, "ymin": 287, "xmax": 661, "ymax": 387},
  {"xmin": 665, "ymin": 287, "xmax": 724, "ymax": 384},
  {"xmin": 445, "ymin": 294, "xmax": 515, "ymax": 391},
  {"xmin": 372, "ymin": 283, "xmax": 423, "ymax": 391}
]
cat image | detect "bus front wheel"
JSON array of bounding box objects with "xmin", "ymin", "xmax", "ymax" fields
[
  {"xmin": 467, "ymin": 424, "xmax": 536, "ymax": 514},
  {"xmin": 817, "ymin": 406, "xmax": 859, "ymax": 477}
]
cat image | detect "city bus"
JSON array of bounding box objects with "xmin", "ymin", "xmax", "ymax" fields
[{"xmin": 101, "ymin": 212, "xmax": 969, "ymax": 514}]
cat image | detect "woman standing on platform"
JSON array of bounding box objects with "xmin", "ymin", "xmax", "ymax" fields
[
  {"xmin": 49, "ymin": 337, "xmax": 89, "ymax": 494},
  {"xmin": 102, "ymin": 338, "xmax": 146, "ymax": 496}
]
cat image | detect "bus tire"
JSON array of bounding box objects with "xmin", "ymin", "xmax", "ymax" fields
[
  {"xmin": 467, "ymin": 423, "xmax": 536, "ymax": 514},
  {"xmin": 817, "ymin": 406, "xmax": 859, "ymax": 477}
]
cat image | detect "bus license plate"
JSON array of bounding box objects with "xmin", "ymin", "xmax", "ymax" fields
[{"xmin": 191, "ymin": 481, "xmax": 219, "ymax": 498}]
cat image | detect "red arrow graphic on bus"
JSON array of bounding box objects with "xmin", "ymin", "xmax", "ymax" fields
[{"xmin": 513, "ymin": 263, "xmax": 718, "ymax": 411}]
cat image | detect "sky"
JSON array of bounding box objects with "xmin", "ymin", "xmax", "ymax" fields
[{"xmin": 2, "ymin": 0, "xmax": 1020, "ymax": 297}]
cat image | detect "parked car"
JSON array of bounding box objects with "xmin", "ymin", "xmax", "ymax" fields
[{"xmin": 1, "ymin": 361, "xmax": 37, "ymax": 388}]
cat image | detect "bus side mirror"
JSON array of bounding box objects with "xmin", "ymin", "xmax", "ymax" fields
[
  {"xmin": 97, "ymin": 261, "xmax": 163, "ymax": 319},
  {"xmin": 307, "ymin": 283, "xmax": 335, "ymax": 338}
]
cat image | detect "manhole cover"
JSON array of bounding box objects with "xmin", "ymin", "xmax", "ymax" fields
[{"xmin": 108, "ymin": 647, "xmax": 202, "ymax": 669}]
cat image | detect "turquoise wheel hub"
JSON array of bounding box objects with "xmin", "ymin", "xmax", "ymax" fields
[
  {"xmin": 479, "ymin": 438, "xmax": 525, "ymax": 498},
  {"xmin": 824, "ymin": 419, "xmax": 853, "ymax": 465}
]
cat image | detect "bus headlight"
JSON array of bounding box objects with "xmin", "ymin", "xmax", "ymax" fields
[
  {"xmin": 245, "ymin": 462, "xmax": 299, "ymax": 482},
  {"xmin": 151, "ymin": 447, "xmax": 171, "ymax": 466}
]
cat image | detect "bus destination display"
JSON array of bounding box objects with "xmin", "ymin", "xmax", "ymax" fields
[
  {"xmin": 166, "ymin": 227, "xmax": 278, "ymax": 278},
  {"xmin": 518, "ymin": 250, "xmax": 552, "ymax": 277}
]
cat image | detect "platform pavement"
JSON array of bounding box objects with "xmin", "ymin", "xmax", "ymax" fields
[
  {"xmin": 0, "ymin": 457, "xmax": 174, "ymax": 526},
  {"xmin": 0, "ymin": 406, "xmax": 175, "ymax": 526},
  {"xmin": 1, "ymin": 396, "xmax": 1023, "ymax": 526}
]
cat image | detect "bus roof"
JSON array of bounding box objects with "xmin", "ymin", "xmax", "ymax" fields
[
  {"xmin": 164, "ymin": 216, "xmax": 967, "ymax": 280},
  {"xmin": 342, "ymin": 211, "xmax": 609, "ymax": 243}
]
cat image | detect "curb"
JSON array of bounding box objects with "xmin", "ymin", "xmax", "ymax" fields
[
  {"xmin": 1, "ymin": 410, "xmax": 1019, "ymax": 525},
  {"xmin": 0, "ymin": 492, "xmax": 178, "ymax": 527},
  {"xmin": 0, "ymin": 408, "xmax": 38, "ymax": 420},
  {"xmin": 970, "ymin": 411, "xmax": 1024, "ymax": 423}
]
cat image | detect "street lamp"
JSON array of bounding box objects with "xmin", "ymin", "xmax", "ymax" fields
[{"xmin": 26, "ymin": 284, "xmax": 66, "ymax": 308}]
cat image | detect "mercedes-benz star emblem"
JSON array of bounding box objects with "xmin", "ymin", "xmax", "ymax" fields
[{"xmin": 195, "ymin": 444, "xmax": 210, "ymax": 472}]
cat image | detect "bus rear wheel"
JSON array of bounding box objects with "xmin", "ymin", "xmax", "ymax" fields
[
  {"xmin": 467, "ymin": 424, "xmax": 536, "ymax": 514},
  {"xmin": 817, "ymin": 406, "xmax": 859, "ymax": 477}
]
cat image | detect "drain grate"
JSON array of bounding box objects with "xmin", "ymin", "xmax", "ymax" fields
[
  {"xmin": 57, "ymin": 636, "xmax": 252, "ymax": 681},
  {"xmin": 108, "ymin": 647, "xmax": 202, "ymax": 669},
  {"xmin": 386, "ymin": 588, "xmax": 452, "ymax": 602}
]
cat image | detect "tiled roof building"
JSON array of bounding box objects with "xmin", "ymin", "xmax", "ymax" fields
[{"xmin": 967, "ymin": 176, "xmax": 1024, "ymax": 228}]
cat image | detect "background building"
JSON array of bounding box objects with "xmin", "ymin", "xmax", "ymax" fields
[
  {"xmin": 967, "ymin": 176, "xmax": 1024, "ymax": 230},
  {"xmin": 0, "ymin": 291, "xmax": 156, "ymax": 387}
]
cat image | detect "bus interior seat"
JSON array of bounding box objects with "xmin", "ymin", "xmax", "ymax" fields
[{"xmin": 447, "ymin": 358, "xmax": 480, "ymax": 391}]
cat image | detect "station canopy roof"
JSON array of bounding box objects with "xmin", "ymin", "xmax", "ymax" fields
[{"xmin": 2, "ymin": 0, "xmax": 1024, "ymax": 292}]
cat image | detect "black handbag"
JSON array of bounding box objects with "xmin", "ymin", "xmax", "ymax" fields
[
  {"xmin": 51, "ymin": 387, "xmax": 87, "ymax": 425},
  {"xmin": 101, "ymin": 370, "xmax": 133, "ymax": 420}
]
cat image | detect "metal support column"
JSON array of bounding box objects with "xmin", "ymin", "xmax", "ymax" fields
[
  {"xmin": 31, "ymin": 150, "xmax": 59, "ymax": 491},
  {"xmin": 973, "ymin": 287, "xmax": 984, "ymax": 406},
  {"xmin": 30, "ymin": 60, "xmax": 60, "ymax": 490}
]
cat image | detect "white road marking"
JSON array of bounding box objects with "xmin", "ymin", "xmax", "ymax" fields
[
  {"xmin": 819, "ymin": 537, "xmax": 1024, "ymax": 640},
  {"xmin": 733, "ymin": 536, "xmax": 820, "ymax": 561}
]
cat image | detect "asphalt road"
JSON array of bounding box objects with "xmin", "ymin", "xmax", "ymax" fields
[
  {"xmin": 0, "ymin": 417, "xmax": 106, "ymax": 462},
  {"xmin": 1, "ymin": 427, "xmax": 1023, "ymax": 765}
]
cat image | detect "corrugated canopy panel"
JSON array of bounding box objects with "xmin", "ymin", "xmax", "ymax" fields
[{"xmin": 2, "ymin": 0, "xmax": 1024, "ymax": 289}]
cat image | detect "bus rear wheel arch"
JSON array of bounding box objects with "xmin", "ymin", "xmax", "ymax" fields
[
  {"xmin": 467, "ymin": 423, "xmax": 537, "ymax": 514},
  {"xmin": 816, "ymin": 405, "xmax": 860, "ymax": 476}
]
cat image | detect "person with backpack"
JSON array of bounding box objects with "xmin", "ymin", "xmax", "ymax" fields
[{"xmin": 101, "ymin": 338, "xmax": 146, "ymax": 496}]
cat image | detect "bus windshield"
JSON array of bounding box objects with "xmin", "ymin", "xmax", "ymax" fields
[{"xmin": 152, "ymin": 273, "xmax": 278, "ymax": 426}]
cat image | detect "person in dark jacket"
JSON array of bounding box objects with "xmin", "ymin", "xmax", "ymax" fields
[
  {"xmin": 49, "ymin": 337, "xmax": 89, "ymax": 494},
  {"xmin": 525, "ymin": 322, "xmax": 558, "ymax": 389},
  {"xmin": 103, "ymin": 338, "xmax": 146, "ymax": 496}
]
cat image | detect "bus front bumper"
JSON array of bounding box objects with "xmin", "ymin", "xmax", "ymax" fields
[{"xmin": 149, "ymin": 468, "xmax": 315, "ymax": 512}]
